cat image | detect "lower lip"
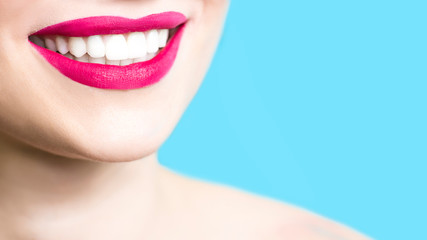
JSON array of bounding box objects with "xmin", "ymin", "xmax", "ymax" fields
[{"xmin": 30, "ymin": 25, "xmax": 185, "ymax": 90}]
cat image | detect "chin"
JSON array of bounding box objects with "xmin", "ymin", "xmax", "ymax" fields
[
  {"xmin": 75, "ymin": 121, "xmax": 175, "ymax": 163},
  {"xmin": 55, "ymin": 106, "xmax": 184, "ymax": 163},
  {"xmin": 74, "ymin": 136, "xmax": 162, "ymax": 163}
]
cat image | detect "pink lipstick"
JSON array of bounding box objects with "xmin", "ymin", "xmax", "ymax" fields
[{"xmin": 29, "ymin": 12, "xmax": 187, "ymax": 90}]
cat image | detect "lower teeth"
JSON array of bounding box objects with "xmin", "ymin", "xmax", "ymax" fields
[{"xmin": 59, "ymin": 51, "xmax": 160, "ymax": 66}]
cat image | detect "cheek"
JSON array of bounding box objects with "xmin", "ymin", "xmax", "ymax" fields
[
  {"xmin": 0, "ymin": 0, "xmax": 27, "ymax": 20},
  {"xmin": 0, "ymin": 1, "xmax": 43, "ymax": 38}
]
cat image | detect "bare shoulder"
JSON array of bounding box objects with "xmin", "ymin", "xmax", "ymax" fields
[{"xmin": 163, "ymin": 169, "xmax": 371, "ymax": 240}]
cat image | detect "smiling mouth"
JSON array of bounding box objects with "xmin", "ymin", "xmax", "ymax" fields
[
  {"xmin": 29, "ymin": 12, "xmax": 187, "ymax": 90},
  {"xmin": 29, "ymin": 27, "xmax": 179, "ymax": 66}
]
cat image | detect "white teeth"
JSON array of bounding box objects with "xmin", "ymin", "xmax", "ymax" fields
[
  {"xmin": 133, "ymin": 56, "xmax": 147, "ymax": 63},
  {"xmin": 105, "ymin": 35, "xmax": 128, "ymax": 60},
  {"xmin": 145, "ymin": 30, "xmax": 159, "ymax": 53},
  {"xmin": 89, "ymin": 57, "xmax": 106, "ymax": 64},
  {"xmin": 44, "ymin": 38, "xmax": 57, "ymax": 52},
  {"xmin": 69, "ymin": 37, "xmax": 86, "ymax": 58},
  {"xmin": 106, "ymin": 59, "xmax": 121, "ymax": 66},
  {"xmin": 33, "ymin": 27, "xmax": 173, "ymax": 65},
  {"xmin": 120, "ymin": 59, "xmax": 133, "ymax": 66},
  {"xmin": 30, "ymin": 36, "xmax": 46, "ymax": 48},
  {"xmin": 75, "ymin": 54, "xmax": 89, "ymax": 63},
  {"xmin": 127, "ymin": 32, "xmax": 147, "ymax": 59},
  {"xmin": 55, "ymin": 36, "xmax": 69, "ymax": 54},
  {"xmin": 158, "ymin": 29, "xmax": 169, "ymax": 48},
  {"xmin": 87, "ymin": 35, "xmax": 105, "ymax": 58}
]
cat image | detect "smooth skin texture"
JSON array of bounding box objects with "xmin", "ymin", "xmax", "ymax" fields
[{"xmin": 0, "ymin": 0, "xmax": 370, "ymax": 239}]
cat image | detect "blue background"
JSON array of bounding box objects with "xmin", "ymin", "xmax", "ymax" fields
[{"xmin": 159, "ymin": 1, "xmax": 427, "ymax": 239}]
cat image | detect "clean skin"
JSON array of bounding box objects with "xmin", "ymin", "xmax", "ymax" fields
[{"xmin": 0, "ymin": 0, "xmax": 370, "ymax": 239}]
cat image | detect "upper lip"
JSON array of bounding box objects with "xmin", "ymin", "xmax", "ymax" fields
[{"xmin": 31, "ymin": 11, "xmax": 187, "ymax": 37}]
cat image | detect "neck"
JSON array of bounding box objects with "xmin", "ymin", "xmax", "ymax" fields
[{"xmin": 0, "ymin": 134, "xmax": 163, "ymax": 239}]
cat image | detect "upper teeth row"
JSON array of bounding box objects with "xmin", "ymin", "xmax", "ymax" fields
[{"xmin": 30, "ymin": 29, "xmax": 169, "ymax": 62}]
